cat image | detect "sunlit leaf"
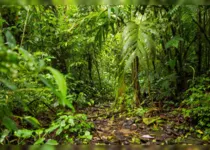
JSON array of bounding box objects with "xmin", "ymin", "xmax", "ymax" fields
[
  {"xmin": 24, "ymin": 116, "xmax": 41, "ymax": 128},
  {"xmin": 34, "ymin": 138, "xmax": 45, "ymax": 145},
  {"xmin": 46, "ymin": 139, "xmax": 58, "ymax": 145},
  {"xmin": 45, "ymin": 124, "xmax": 59, "ymax": 134},
  {"xmin": 79, "ymin": 131, "xmax": 92, "ymax": 141},
  {"xmin": 46, "ymin": 67, "xmax": 67, "ymax": 107},
  {"xmin": 196, "ymin": 129, "xmax": 203, "ymax": 134},
  {"xmin": 143, "ymin": 117, "xmax": 160, "ymax": 126},
  {"xmin": 56, "ymin": 128, "xmax": 63, "ymax": 136},
  {"xmin": 68, "ymin": 117, "xmax": 75, "ymax": 126},
  {"xmin": 35, "ymin": 129, "xmax": 44, "ymax": 136},
  {"xmin": 14, "ymin": 129, "xmax": 33, "ymax": 139},
  {"xmin": 0, "ymin": 129, "xmax": 10, "ymax": 144}
]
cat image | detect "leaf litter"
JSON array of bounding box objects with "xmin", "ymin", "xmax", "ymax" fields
[{"xmin": 79, "ymin": 103, "xmax": 209, "ymax": 145}]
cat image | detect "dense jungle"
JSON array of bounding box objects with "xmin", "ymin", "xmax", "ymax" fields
[{"xmin": 0, "ymin": 5, "xmax": 210, "ymax": 145}]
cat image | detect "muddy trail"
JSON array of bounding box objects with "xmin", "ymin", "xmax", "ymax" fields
[{"xmin": 80, "ymin": 103, "xmax": 208, "ymax": 145}]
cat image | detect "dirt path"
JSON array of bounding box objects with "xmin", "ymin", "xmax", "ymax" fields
[{"xmin": 79, "ymin": 103, "xmax": 206, "ymax": 145}]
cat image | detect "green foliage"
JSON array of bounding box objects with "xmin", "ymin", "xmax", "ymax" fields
[
  {"xmin": 2, "ymin": 116, "xmax": 18, "ymax": 131},
  {"xmin": 45, "ymin": 139, "xmax": 58, "ymax": 146},
  {"xmin": 143, "ymin": 117, "xmax": 161, "ymax": 126},
  {"xmin": 45, "ymin": 112, "xmax": 93, "ymax": 143},
  {"xmin": 152, "ymin": 73, "xmax": 177, "ymax": 100},
  {"xmin": 182, "ymin": 75, "xmax": 210, "ymax": 139},
  {"xmin": 0, "ymin": 129, "xmax": 10, "ymax": 144},
  {"xmin": 166, "ymin": 36, "xmax": 184, "ymax": 49},
  {"xmin": 73, "ymin": 92, "xmax": 94, "ymax": 108},
  {"xmin": 40, "ymin": 67, "xmax": 74, "ymax": 111},
  {"xmin": 46, "ymin": 67, "xmax": 67, "ymax": 105},
  {"xmin": 1, "ymin": 5, "xmax": 210, "ymax": 144},
  {"xmin": 23, "ymin": 116, "xmax": 41, "ymax": 128},
  {"xmin": 0, "ymin": 6, "xmax": 92, "ymax": 144},
  {"xmin": 15, "ymin": 129, "xmax": 33, "ymax": 139},
  {"xmin": 133, "ymin": 107, "xmax": 148, "ymax": 117},
  {"xmin": 121, "ymin": 20, "xmax": 156, "ymax": 71}
]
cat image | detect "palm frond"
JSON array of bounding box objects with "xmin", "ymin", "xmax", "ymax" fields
[{"xmin": 121, "ymin": 20, "xmax": 156, "ymax": 72}]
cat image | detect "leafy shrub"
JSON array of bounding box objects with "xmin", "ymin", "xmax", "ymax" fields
[
  {"xmin": 0, "ymin": 112, "xmax": 93, "ymax": 144},
  {"xmin": 0, "ymin": 28, "xmax": 93, "ymax": 145},
  {"xmin": 182, "ymin": 75, "xmax": 210, "ymax": 139},
  {"xmin": 44, "ymin": 112, "xmax": 94, "ymax": 144},
  {"xmin": 133, "ymin": 107, "xmax": 148, "ymax": 117}
]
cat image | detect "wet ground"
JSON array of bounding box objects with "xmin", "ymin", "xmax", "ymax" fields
[{"xmin": 80, "ymin": 103, "xmax": 209, "ymax": 145}]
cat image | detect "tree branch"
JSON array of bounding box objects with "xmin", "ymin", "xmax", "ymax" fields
[{"xmin": 192, "ymin": 18, "xmax": 210, "ymax": 45}]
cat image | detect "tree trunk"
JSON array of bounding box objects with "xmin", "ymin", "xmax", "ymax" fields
[
  {"xmin": 132, "ymin": 56, "xmax": 141, "ymax": 107},
  {"xmin": 197, "ymin": 6, "xmax": 202, "ymax": 75},
  {"xmin": 87, "ymin": 52, "xmax": 93, "ymax": 86},
  {"xmin": 94, "ymin": 54, "xmax": 102, "ymax": 90}
]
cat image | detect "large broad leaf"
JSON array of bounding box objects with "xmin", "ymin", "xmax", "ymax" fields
[
  {"xmin": 122, "ymin": 22, "xmax": 138, "ymax": 55},
  {"xmin": 23, "ymin": 116, "xmax": 41, "ymax": 128},
  {"xmin": 46, "ymin": 67, "xmax": 67, "ymax": 105},
  {"xmin": 121, "ymin": 21, "xmax": 150, "ymax": 64},
  {"xmin": 2, "ymin": 116, "xmax": 18, "ymax": 131},
  {"xmin": 43, "ymin": 67, "xmax": 74, "ymax": 110}
]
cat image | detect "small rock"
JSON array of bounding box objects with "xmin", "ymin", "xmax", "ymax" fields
[
  {"xmin": 123, "ymin": 140, "xmax": 130, "ymax": 145},
  {"xmin": 141, "ymin": 135, "xmax": 154, "ymax": 139}
]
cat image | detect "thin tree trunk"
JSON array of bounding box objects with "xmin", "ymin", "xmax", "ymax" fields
[
  {"xmin": 132, "ymin": 56, "xmax": 141, "ymax": 107},
  {"xmin": 208, "ymin": 9, "xmax": 210, "ymax": 69},
  {"xmin": 94, "ymin": 53, "xmax": 102, "ymax": 90},
  {"xmin": 204, "ymin": 7, "xmax": 208, "ymax": 71},
  {"xmin": 197, "ymin": 6, "xmax": 202, "ymax": 75},
  {"xmin": 87, "ymin": 52, "xmax": 93, "ymax": 86}
]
